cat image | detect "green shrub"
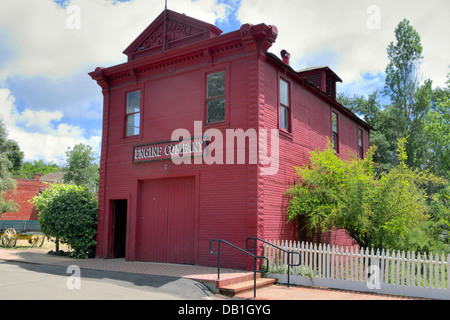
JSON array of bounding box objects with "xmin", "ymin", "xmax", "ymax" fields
[
  {"xmin": 286, "ymin": 138, "xmax": 446, "ymax": 251},
  {"xmin": 33, "ymin": 184, "xmax": 98, "ymax": 258}
]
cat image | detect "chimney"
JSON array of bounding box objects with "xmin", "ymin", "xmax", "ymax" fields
[
  {"xmin": 34, "ymin": 173, "xmax": 40, "ymax": 181},
  {"xmin": 281, "ymin": 50, "xmax": 290, "ymax": 66}
]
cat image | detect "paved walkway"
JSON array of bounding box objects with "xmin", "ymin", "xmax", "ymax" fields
[{"xmin": 0, "ymin": 248, "xmax": 426, "ymax": 300}]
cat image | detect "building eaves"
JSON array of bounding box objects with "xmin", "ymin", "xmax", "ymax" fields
[{"xmin": 266, "ymin": 52, "xmax": 374, "ymax": 131}]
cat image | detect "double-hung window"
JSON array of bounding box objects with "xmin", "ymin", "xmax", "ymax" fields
[
  {"xmin": 206, "ymin": 71, "xmax": 226, "ymax": 124},
  {"xmin": 280, "ymin": 79, "xmax": 290, "ymax": 131},
  {"xmin": 358, "ymin": 129, "xmax": 363, "ymax": 159},
  {"xmin": 332, "ymin": 112, "xmax": 339, "ymax": 152},
  {"xmin": 126, "ymin": 90, "xmax": 141, "ymax": 137}
]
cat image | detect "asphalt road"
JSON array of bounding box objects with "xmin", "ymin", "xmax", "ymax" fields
[{"xmin": 0, "ymin": 260, "xmax": 218, "ymax": 300}]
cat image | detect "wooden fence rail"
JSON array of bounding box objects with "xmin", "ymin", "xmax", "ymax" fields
[{"xmin": 263, "ymin": 240, "xmax": 449, "ymax": 300}]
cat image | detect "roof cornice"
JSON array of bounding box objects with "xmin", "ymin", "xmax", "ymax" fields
[{"xmin": 266, "ymin": 53, "xmax": 373, "ymax": 131}]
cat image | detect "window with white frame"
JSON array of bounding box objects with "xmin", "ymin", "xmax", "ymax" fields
[
  {"xmin": 280, "ymin": 78, "xmax": 290, "ymax": 131},
  {"xmin": 126, "ymin": 90, "xmax": 141, "ymax": 137}
]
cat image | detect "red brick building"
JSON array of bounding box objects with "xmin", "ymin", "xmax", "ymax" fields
[
  {"xmin": 1, "ymin": 174, "xmax": 48, "ymax": 221},
  {"xmin": 90, "ymin": 9, "xmax": 371, "ymax": 269}
]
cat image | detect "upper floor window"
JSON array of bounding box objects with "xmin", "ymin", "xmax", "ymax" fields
[
  {"xmin": 207, "ymin": 71, "xmax": 225, "ymax": 124},
  {"xmin": 126, "ymin": 90, "xmax": 141, "ymax": 137},
  {"xmin": 280, "ymin": 79, "xmax": 290, "ymax": 131},
  {"xmin": 358, "ymin": 129, "xmax": 363, "ymax": 159},
  {"xmin": 332, "ymin": 112, "xmax": 339, "ymax": 152}
]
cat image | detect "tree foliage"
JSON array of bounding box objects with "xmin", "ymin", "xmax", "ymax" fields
[
  {"xmin": 64, "ymin": 143, "xmax": 99, "ymax": 191},
  {"xmin": 424, "ymin": 96, "xmax": 450, "ymax": 179},
  {"xmin": 383, "ymin": 19, "xmax": 423, "ymax": 127},
  {"xmin": 286, "ymin": 138, "xmax": 446, "ymax": 251},
  {"xmin": 33, "ymin": 184, "xmax": 98, "ymax": 258},
  {"xmin": 0, "ymin": 118, "xmax": 19, "ymax": 215},
  {"xmin": 13, "ymin": 160, "xmax": 61, "ymax": 180},
  {"xmin": 339, "ymin": 19, "xmax": 450, "ymax": 179}
]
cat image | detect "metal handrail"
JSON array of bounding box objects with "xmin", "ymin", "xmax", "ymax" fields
[
  {"xmin": 209, "ymin": 239, "xmax": 269, "ymax": 298},
  {"xmin": 246, "ymin": 237, "xmax": 301, "ymax": 288}
]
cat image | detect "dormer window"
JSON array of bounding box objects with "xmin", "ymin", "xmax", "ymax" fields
[{"xmin": 298, "ymin": 66, "xmax": 342, "ymax": 100}]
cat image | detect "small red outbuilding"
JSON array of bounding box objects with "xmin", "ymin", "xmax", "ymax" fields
[
  {"xmin": 1, "ymin": 174, "xmax": 49, "ymax": 221},
  {"xmin": 90, "ymin": 9, "xmax": 371, "ymax": 269}
]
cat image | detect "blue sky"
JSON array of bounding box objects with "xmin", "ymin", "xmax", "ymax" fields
[{"xmin": 0, "ymin": 0, "xmax": 448, "ymax": 165}]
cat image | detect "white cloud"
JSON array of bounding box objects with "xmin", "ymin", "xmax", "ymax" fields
[
  {"xmin": 17, "ymin": 109, "xmax": 63, "ymax": 131},
  {"xmin": 0, "ymin": 0, "xmax": 229, "ymax": 79},
  {"xmin": 2, "ymin": 0, "xmax": 447, "ymax": 166},
  {"xmin": 0, "ymin": 0, "xmax": 228, "ymax": 165},
  {"xmin": 237, "ymin": 0, "xmax": 450, "ymax": 92},
  {"xmin": 0, "ymin": 88, "xmax": 100, "ymax": 164}
]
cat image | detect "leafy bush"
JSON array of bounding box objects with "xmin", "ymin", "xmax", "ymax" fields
[
  {"xmin": 286, "ymin": 138, "xmax": 446, "ymax": 251},
  {"xmin": 33, "ymin": 184, "xmax": 98, "ymax": 258}
]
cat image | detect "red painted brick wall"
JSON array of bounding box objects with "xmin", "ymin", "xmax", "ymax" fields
[
  {"xmin": 260, "ymin": 59, "xmax": 370, "ymax": 249},
  {"xmin": 91, "ymin": 15, "xmax": 371, "ymax": 269},
  {"xmin": 95, "ymin": 54, "xmax": 258, "ymax": 269},
  {"xmin": 1, "ymin": 179, "xmax": 49, "ymax": 221},
  {"xmin": 309, "ymin": 228, "xmax": 360, "ymax": 249}
]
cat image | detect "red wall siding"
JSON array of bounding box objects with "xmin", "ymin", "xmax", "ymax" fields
[
  {"xmin": 93, "ymin": 19, "xmax": 371, "ymax": 269},
  {"xmin": 96, "ymin": 52, "xmax": 260, "ymax": 269},
  {"xmin": 137, "ymin": 176, "xmax": 196, "ymax": 264},
  {"xmin": 260, "ymin": 61, "xmax": 370, "ymax": 248},
  {"xmin": 2, "ymin": 179, "xmax": 49, "ymax": 221}
]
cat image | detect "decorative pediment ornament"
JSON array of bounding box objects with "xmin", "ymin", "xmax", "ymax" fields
[
  {"xmin": 124, "ymin": 9, "xmax": 223, "ymax": 61},
  {"xmin": 240, "ymin": 23, "xmax": 278, "ymax": 57},
  {"xmin": 89, "ymin": 67, "xmax": 109, "ymax": 93},
  {"xmin": 138, "ymin": 19, "xmax": 195, "ymax": 49}
]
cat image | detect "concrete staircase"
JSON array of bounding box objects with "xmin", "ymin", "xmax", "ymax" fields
[{"xmin": 216, "ymin": 273, "xmax": 278, "ymax": 297}]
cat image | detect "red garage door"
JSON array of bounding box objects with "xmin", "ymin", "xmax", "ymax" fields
[{"xmin": 137, "ymin": 176, "xmax": 196, "ymax": 264}]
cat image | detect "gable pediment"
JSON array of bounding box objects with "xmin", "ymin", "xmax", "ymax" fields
[{"xmin": 124, "ymin": 9, "xmax": 223, "ymax": 61}]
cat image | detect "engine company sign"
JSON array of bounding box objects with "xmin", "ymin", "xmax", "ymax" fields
[{"xmin": 133, "ymin": 138, "xmax": 207, "ymax": 163}]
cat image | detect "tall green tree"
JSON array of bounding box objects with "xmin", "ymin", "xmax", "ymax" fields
[
  {"xmin": 383, "ymin": 19, "xmax": 427, "ymax": 169},
  {"xmin": 338, "ymin": 92, "xmax": 397, "ymax": 172},
  {"xmin": 64, "ymin": 143, "xmax": 99, "ymax": 192},
  {"xmin": 340, "ymin": 20, "xmax": 449, "ymax": 176},
  {"xmin": 0, "ymin": 118, "xmax": 19, "ymax": 215},
  {"xmin": 383, "ymin": 19, "xmax": 423, "ymax": 133},
  {"xmin": 1, "ymin": 140, "xmax": 23, "ymax": 173}
]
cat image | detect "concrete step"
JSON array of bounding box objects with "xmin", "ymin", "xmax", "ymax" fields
[
  {"xmin": 214, "ymin": 273, "xmax": 257, "ymax": 289},
  {"xmin": 218, "ymin": 277, "xmax": 277, "ymax": 297}
]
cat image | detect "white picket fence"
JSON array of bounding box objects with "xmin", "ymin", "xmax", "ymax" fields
[{"xmin": 263, "ymin": 240, "xmax": 450, "ymax": 300}]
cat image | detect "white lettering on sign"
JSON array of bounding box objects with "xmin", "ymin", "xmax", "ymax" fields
[
  {"xmin": 142, "ymin": 21, "xmax": 193, "ymax": 48},
  {"xmin": 134, "ymin": 146, "xmax": 163, "ymax": 160},
  {"xmin": 133, "ymin": 139, "xmax": 205, "ymax": 163},
  {"xmin": 133, "ymin": 122, "xmax": 280, "ymax": 175}
]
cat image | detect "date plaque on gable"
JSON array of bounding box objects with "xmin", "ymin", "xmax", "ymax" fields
[{"xmin": 124, "ymin": 9, "xmax": 223, "ymax": 61}]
